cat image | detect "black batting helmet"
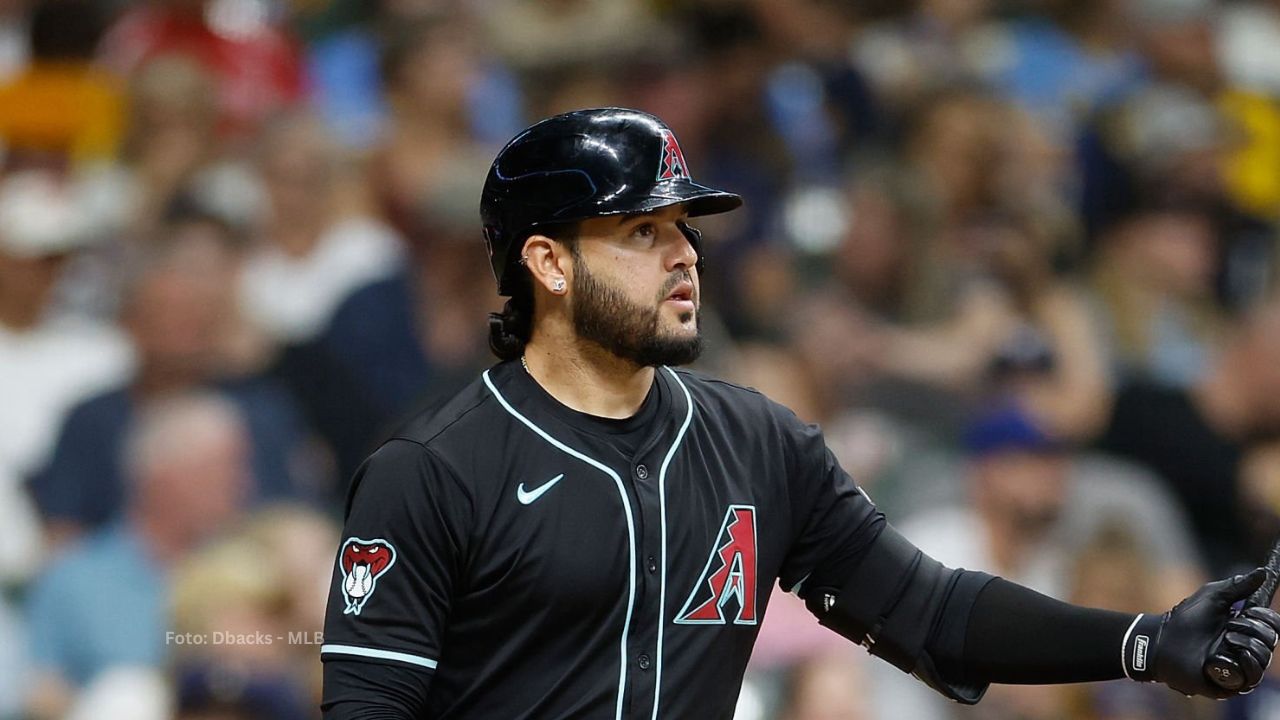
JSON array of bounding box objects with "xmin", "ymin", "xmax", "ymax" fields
[{"xmin": 480, "ymin": 107, "xmax": 743, "ymax": 296}]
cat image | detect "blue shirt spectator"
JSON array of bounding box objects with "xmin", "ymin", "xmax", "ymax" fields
[
  {"xmin": 25, "ymin": 393, "xmax": 251, "ymax": 715},
  {"xmin": 29, "ymin": 375, "xmax": 316, "ymax": 531},
  {"xmin": 985, "ymin": 18, "xmax": 1140, "ymax": 139},
  {"xmin": 273, "ymin": 270, "xmax": 435, "ymax": 484},
  {"xmin": 26, "ymin": 524, "xmax": 166, "ymax": 686},
  {"xmin": 306, "ymin": 29, "xmax": 386, "ymax": 151}
]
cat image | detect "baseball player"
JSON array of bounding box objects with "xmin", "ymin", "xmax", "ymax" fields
[{"xmin": 320, "ymin": 108, "xmax": 1280, "ymax": 719}]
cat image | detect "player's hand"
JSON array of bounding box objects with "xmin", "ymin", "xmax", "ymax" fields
[{"xmin": 1133, "ymin": 568, "xmax": 1280, "ymax": 698}]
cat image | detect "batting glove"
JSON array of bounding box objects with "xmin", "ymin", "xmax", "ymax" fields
[
  {"xmin": 1122, "ymin": 568, "xmax": 1280, "ymax": 698},
  {"xmin": 1121, "ymin": 566, "xmax": 1280, "ymax": 696}
]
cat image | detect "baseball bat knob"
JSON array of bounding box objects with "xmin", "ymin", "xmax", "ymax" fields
[{"xmin": 1205, "ymin": 653, "xmax": 1246, "ymax": 691}]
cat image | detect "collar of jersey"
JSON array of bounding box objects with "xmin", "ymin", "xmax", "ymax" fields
[{"xmin": 493, "ymin": 359, "xmax": 675, "ymax": 441}]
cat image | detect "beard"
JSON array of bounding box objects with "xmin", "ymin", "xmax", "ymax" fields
[
  {"xmin": 570, "ymin": 254, "xmax": 703, "ymax": 367},
  {"xmin": 1011, "ymin": 504, "xmax": 1062, "ymax": 540}
]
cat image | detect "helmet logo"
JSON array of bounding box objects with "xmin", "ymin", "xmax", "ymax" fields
[{"xmin": 657, "ymin": 130, "xmax": 690, "ymax": 180}]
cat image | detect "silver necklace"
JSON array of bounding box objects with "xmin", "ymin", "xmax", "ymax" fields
[{"xmin": 520, "ymin": 355, "xmax": 529, "ymax": 373}]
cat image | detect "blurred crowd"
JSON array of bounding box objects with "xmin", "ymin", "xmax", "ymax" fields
[{"xmin": 2, "ymin": 0, "xmax": 1280, "ymax": 718}]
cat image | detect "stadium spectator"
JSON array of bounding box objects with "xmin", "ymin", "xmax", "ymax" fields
[
  {"xmin": 1077, "ymin": 0, "xmax": 1278, "ymax": 312},
  {"xmin": 110, "ymin": 55, "xmax": 264, "ymax": 242},
  {"xmin": 910, "ymin": 407, "xmax": 1075, "ymax": 594},
  {"xmin": 873, "ymin": 209, "xmax": 1109, "ymax": 441},
  {"xmin": 1088, "ymin": 202, "xmax": 1224, "ymax": 388},
  {"xmin": 120, "ymin": 54, "xmax": 212, "ymax": 179},
  {"xmin": 775, "ymin": 651, "xmax": 873, "ymax": 720},
  {"xmin": 367, "ymin": 11, "xmax": 517, "ymax": 387},
  {"xmin": 373, "ymin": 15, "xmax": 496, "ymax": 247},
  {"xmin": 0, "ymin": 0, "xmax": 122, "ymax": 171},
  {"xmin": 388, "ymin": 122, "xmax": 509, "ymax": 384},
  {"xmin": 481, "ymin": 0, "xmax": 662, "ymax": 75},
  {"xmin": 170, "ymin": 534, "xmax": 314, "ymax": 720},
  {"xmin": 239, "ymin": 111, "xmax": 432, "ymax": 481},
  {"xmin": 29, "ymin": 210, "xmax": 321, "ymax": 547},
  {"xmin": 1240, "ymin": 440, "xmax": 1280, "ymax": 567},
  {"xmin": 1216, "ymin": 0, "xmax": 1280, "ymax": 227},
  {"xmin": 99, "ymin": 0, "xmax": 305, "ymax": 140},
  {"xmin": 237, "ymin": 505, "xmax": 339, "ymax": 707},
  {"xmin": 850, "ymin": 0, "xmax": 996, "ymax": 113},
  {"xmin": 1098, "ymin": 299, "xmax": 1280, "ymax": 571},
  {"xmin": 671, "ymin": 5, "xmax": 796, "ymax": 338},
  {"xmin": 790, "ymin": 133, "xmax": 1107, "ymax": 443},
  {"xmin": 293, "ymin": 0, "xmax": 385, "ymax": 150},
  {"xmin": 978, "ymin": 0, "xmax": 1139, "ymax": 142},
  {"xmin": 239, "ymin": 112, "xmax": 403, "ymax": 348},
  {"xmin": 24, "ymin": 393, "xmax": 250, "ymax": 719},
  {"xmin": 0, "ymin": 171, "xmax": 132, "ymax": 580}
]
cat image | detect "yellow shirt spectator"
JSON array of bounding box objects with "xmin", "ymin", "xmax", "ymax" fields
[
  {"xmin": 1221, "ymin": 90, "xmax": 1280, "ymax": 220},
  {"xmin": 0, "ymin": 61, "xmax": 124, "ymax": 165}
]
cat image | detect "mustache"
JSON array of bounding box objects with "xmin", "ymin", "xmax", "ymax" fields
[{"xmin": 659, "ymin": 270, "xmax": 694, "ymax": 299}]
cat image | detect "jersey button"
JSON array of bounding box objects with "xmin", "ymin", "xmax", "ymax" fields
[
  {"xmin": 635, "ymin": 464, "xmax": 649, "ymax": 480},
  {"xmin": 647, "ymin": 556, "xmax": 658, "ymax": 574},
  {"xmin": 638, "ymin": 654, "xmax": 651, "ymax": 670}
]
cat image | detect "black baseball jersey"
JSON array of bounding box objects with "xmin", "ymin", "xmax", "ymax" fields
[{"xmin": 321, "ymin": 360, "xmax": 881, "ymax": 718}]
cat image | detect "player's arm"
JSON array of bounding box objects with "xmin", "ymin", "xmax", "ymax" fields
[
  {"xmin": 777, "ymin": 411, "xmax": 1280, "ymax": 702},
  {"xmin": 807, "ymin": 519, "xmax": 1279, "ymax": 701},
  {"xmin": 323, "ymin": 662, "xmax": 432, "ymax": 720},
  {"xmin": 320, "ymin": 439, "xmax": 473, "ymax": 719},
  {"xmin": 941, "ymin": 567, "xmax": 1278, "ymax": 695}
]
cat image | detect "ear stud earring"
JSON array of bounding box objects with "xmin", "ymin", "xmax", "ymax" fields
[{"xmin": 552, "ymin": 278, "xmax": 566, "ymax": 293}]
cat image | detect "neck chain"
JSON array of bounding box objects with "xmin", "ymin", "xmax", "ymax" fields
[{"xmin": 520, "ymin": 354, "xmax": 530, "ymax": 374}]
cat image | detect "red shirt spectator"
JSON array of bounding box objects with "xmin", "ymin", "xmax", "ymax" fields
[{"xmin": 100, "ymin": 0, "xmax": 305, "ymax": 139}]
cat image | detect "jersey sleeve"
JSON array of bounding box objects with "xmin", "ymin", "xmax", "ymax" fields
[
  {"xmin": 775, "ymin": 407, "xmax": 884, "ymax": 596},
  {"xmin": 321, "ymin": 438, "xmax": 472, "ymax": 676}
]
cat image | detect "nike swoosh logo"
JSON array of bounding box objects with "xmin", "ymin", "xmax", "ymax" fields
[{"xmin": 517, "ymin": 474, "xmax": 565, "ymax": 505}]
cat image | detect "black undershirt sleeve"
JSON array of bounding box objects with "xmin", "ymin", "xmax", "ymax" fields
[
  {"xmin": 948, "ymin": 577, "xmax": 1137, "ymax": 685},
  {"xmin": 321, "ymin": 660, "xmax": 433, "ymax": 719}
]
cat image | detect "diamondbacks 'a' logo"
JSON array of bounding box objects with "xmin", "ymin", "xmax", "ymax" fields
[
  {"xmin": 675, "ymin": 505, "xmax": 758, "ymax": 625},
  {"xmin": 339, "ymin": 537, "xmax": 397, "ymax": 615},
  {"xmin": 657, "ymin": 130, "xmax": 690, "ymax": 180}
]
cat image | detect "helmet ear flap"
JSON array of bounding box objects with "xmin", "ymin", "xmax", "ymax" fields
[
  {"xmin": 484, "ymin": 225, "xmax": 519, "ymax": 295},
  {"xmin": 679, "ymin": 222, "xmax": 706, "ymax": 274}
]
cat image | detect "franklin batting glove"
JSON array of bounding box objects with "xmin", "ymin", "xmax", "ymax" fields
[{"xmin": 1123, "ymin": 568, "xmax": 1280, "ymax": 698}]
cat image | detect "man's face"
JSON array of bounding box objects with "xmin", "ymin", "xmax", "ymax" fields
[
  {"xmin": 0, "ymin": 250, "xmax": 67, "ymax": 312},
  {"xmin": 153, "ymin": 418, "xmax": 249, "ymax": 539},
  {"xmin": 125, "ymin": 225, "xmax": 237, "ymax": 376},
  {"xmin": 974, "ymin": 451, "xmax": 1068, "ymax": 538},
  {"xmin": 567, "ymin": 204, "xmax": 703, "ymax": 367}
]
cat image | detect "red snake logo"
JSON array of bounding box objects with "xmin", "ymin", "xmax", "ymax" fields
[{"xmin": 339, "ymin": 538, "xmax": 397, "ymax": 615}]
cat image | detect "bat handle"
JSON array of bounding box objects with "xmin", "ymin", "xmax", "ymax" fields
[
  {"xmin": 1205, "ymin": 644, "xmax": 1246, "ymax": 691},
  {"xmin": 1249, "ymin": 568, "xmax": 1280, "ymax": 610},
  {"xmin": 1205, "ymin": 559, "xmax": 1280, "ymax": 691}
]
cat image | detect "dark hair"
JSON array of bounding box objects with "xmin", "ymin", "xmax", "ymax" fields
[
  {"xmin": 378, "ymin": 17, "xmax": 457, "ymax": 90},
  {"xmin": 31, "ymin": 0, "xmax": 105, "ymax": 62},
  {"xmin": 488, "ymin": 277, "xmax": 533, "ymax": 362},
  {"xmin": 160, "ymin": 193, "xmax": 248, "ymax": 248},
  {"xmin": 487, "ymin": 225, "xmax": 578, "ymax": 361}
]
